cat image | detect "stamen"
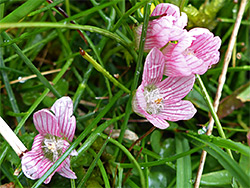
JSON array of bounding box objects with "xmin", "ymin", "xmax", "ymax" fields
[
  {"xmin": 144, "ymin": 85, "xmax": 164, "ymax": 114},
  {"xmin": 42, "ymin": 134, "xmax": 65, "ymax": 162}
]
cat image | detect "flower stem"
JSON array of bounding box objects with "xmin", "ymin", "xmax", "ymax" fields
[{"xmin": 196, "ymin": 75, "xmax": 232, "ymax": 156}]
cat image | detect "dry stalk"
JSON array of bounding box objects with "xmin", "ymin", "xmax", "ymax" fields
[
  {"xmin": 194, "ymin": 0, "xmax": 247, "ymax": 187},
  {"xmin": 0, "ymin": 117, "xmax": 27, "ymax": 157}
]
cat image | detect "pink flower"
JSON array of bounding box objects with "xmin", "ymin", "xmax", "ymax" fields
[
  {"xmin": 132, "ymin": 47, "xmax": 196, "ymax": 129},
  {"xmin": 134, "ymin": 3, "xmax": 188, "ymax": 51},
  {"xmin": 21, "ymin": 97, "xmax": 77, "ymax": 184},
  {"xmin": 163, "ymin": 28, "xmax": 221, "ymax": 76}
]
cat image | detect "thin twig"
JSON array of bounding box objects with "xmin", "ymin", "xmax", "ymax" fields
[
  {"xmin": 194, "ymin": 0, "xmax": 247, "ymax": 187},
  {"xmin": 1, "ymin": 68, "xmax": 65, "ymax": 89}
]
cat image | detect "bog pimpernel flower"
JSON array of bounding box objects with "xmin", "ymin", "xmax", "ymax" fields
[
  {"xmin": 132, "ymin": 47, "xmax": 196, "ymax": 129},
  {"xmin": 21, "ymin": 97, "xmax": 77, "ymax": 184},
  {"xmin": 134, "ymin": 3, "xmax": 221, "ymax": 77},
  {"xmin": 163, "ymin": 28, "xmax": 221, "ymax": 76},
  {"xmin": 134, "ymin": 3, "xmax": 188, "ymax": 51}
]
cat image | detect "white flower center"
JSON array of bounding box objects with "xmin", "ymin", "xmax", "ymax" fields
[
  {"xmin": 144, "ymin": 85, "xmax": 164, "ymax": 115},
  {"xmin": 42, "ymin": 135, "xmax": 65, "ymax": 162}
]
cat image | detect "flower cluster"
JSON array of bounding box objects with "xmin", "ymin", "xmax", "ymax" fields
[
  {"xmin": 134, "ymin": 3, "xmax": 221, "ymax": 77},
  {"xmin": 132, "ymin": 3, "xmax": 221, "ymax": 129},
  {"xmin": 21, "ymin": 97, "xmax": 77, "ymax": 184}
]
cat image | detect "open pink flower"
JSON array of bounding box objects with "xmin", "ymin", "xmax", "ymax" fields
[
  {"xmin": 163, "ymin": 28, "xmax": 221, "ymax": 76},
  {"xmin": 21, "ymin": 97, "xmax": 77, "ymax": 184},
  {"xmin": 132, "ymin": 47, "xmax": 196, "ymax": 129},
  {"xmin": 134, "ymin": 3, "xmax": 188, "ymax": 51}
]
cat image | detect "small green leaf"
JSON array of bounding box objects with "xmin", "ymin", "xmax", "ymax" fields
[{"xmin": 201, "ymin": 170, "xmax": 232, "ymax": 186}]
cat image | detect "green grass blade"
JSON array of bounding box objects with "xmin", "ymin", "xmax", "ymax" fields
[
  {"xmin": 1, "ymin": 32, "xmax": 61, "ymax": 98},
  {"xmin": 175, "ymin": 134, "xmax": 192, "ymax": 188},
  {"xmin": 185, "ymin": 133, "xmax": 250, "ymax": 187}
]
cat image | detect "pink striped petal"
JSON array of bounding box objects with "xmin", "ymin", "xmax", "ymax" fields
[
  {"xmin": 159, "ymin": 100, "xmax": 196, "ymax": 121},
  {"xmin": 151, "ymin": 3, "xmax": 187, "ymax": 28},
  {"xmin": 134, "ymin": 16, "xmax": 174, "ymax": 51},
  {"xmin": 33, "ymin": 109, "xmax": 60, "ymax": 136},
  {"xmin": 185, "ymin": 53, "xmax": 208, "ymax": 75},
  {"xmin": 51, "ymin": 97, "xmax": 76, "ymax": 142},
  {"xmin": 132, "ymin": 85, "xmax": 147, "ymax": 117},
  {"xmin": 21, "ymin": 151, "xmax": 57, "ymax": 184},
  {"xmin": 145, "ymin": 114, "xmax": 170, "ymax": 129},
  {"xmin": 156, "ymin": 75, "xmax": 195, "ymax": 103},
  {"xmin": 31, "ymin": 134, "xmax": 44, "ymax": 152},
  {"xmin": 164, "ymin": 54, "xmax": 192, "ymax": 77},
  {"xmin": 142, "ymin": 47, "xmax": 165, "ymax": 85},
  {"xmin": 58, "ymin": 158, "xmax": 77, "ymax": 179},
  {"xmin": 186, "ymin": 28, "xmax": 221, "ymax": 74}
]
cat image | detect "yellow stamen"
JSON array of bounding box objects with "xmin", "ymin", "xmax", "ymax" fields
[{"xmin": 154, "ymin": 98, "xmax": 162, "ymax": 104}]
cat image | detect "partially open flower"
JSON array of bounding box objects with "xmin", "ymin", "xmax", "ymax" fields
[
  {"xmin": 21, "ymin": 97, "xmax": 77, "ymax": 184},
  {"xmin": 134, "ymin": 3, "xmax": 188, "ymax": 51},
  {"xmin": 132, "ymin": 47, "xmax": 196, "ymax": 129},
  {"xmin": 162, "ymin": 28, "xmax": 221, "ymax": 76}
]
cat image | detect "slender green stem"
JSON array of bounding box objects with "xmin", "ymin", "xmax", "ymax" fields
[
  {"xmin": 196, "ymin": 75, "xmax": 233, "ymax": 158},
  {"xmin": 0, "ymin": 22, "xmax": 132, "ymax": 50},
  {"xmin": 112, "ymin": 145, "xmax": 204, "ymax": 169},
  {"xmin": 115, "ymin": 2, "xmax": 151, "ymax": 157},
  {"xmin": 1, "ymin": 32, "xmax": 62, "ymax": 98},
  {"xmin": 99, "ymin": 133, "xmax": 146, "ymax": 188},
  {"xmin": 77, "ymin": 138, "xmax": 110, "ymax": 188},
  {"xmin": 80, "ymin": 50, "xmax": 130, "ymax": 93},
  {"xmin": 88, "ymin": 148, "xmax": 111, "ymax": 188}
]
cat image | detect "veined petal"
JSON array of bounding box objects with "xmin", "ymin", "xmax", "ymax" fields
[
  {"xmin": 145, "ymin": 114, "xmax": 169, "ymax": 129},
  {"xmin": 21, "ymin": 150, "xmax": 56, "ymax": 184},
  {"xmin": 57, "ymin": 158, "xmax": 77, "ymax": 179},
  {"xmin": 164, "ymin": 54, "xmax": 192, "ymax": 77},
  {"xmin": 134, "ymin": 16, "xmax": 174, "ymax": 51},
  {"xmin": 185, "ymin": 53, "xmax": 208, "ymax": 75},
  {"xmin": 151, "ymin": 3, "xmax": 187, "ymax": 28},
  {"xmin": 33, "ymin": 109, "xmax": 60, "ymax": 136},
  {"xmin": 51, "ymin": 97, "xmax": 76, "ymax": 142},
  {"xmin": 31, "ymin": 134, "xmax": 44, "ymax": 152},
  {"xmin": 187, "ymin": 28, "xmax": 221, "ymax": 73},
  {"xmin": 159, "ymin": 100, "xmax": 196, "ymax": 121},
  {"xmin": 132, "ymin": 85, "xmax": 147, "ymax": 117},
  {"xmin": 142, "ymin": 47, "xmax": 165, "ymax": 85},
  {"xmin": 156, "ymin": 75, "xmax": 195, "ymax": 103},
  {"xmin": 151, "ymin": 3, "xmax": 180, "ymax": 19}
]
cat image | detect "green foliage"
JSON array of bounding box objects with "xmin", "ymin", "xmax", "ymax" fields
[{"xmin": 0, "ymin": 0, "xmax": 249, "ymax": 187}]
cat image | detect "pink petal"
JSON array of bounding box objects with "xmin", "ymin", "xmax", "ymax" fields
[
  {"xmin": 33, "ymin": 109, "xmax": 60, "ymax": 136},
  {"xmin": 185, "ymin": 53, "xmax": 208, "ymax": 75},
  {"xmin": 145, "ymin": 114, "xmax": 170, "ymax": 129},
  {"xmin": 151, "ymin": 3, "xmax": 187, "ymax": 28},
  {"xmin": 142, "ymin": 47, "xmax": 165, "ymax": 85},
  {"xmin": 31, "ymin": 134, "xmax": 44, "ymax": 152},
  {"xmin": 156, "ymin": 75, "xmax": 195, "ymax": 103},
  {"xmin": 151, "ymin": 3, "xmax": 180, "ymax": 19},
  {"xmin": 187, "ymin": 28, "xmax": 221, "ymax": 73},
  {"xmin": 164, "ymin": 54, "xmax": 192, "ymax": 77},
  {"xmin": 51, "ymin": 97, "xmax": 76, "ymax": 142},
  {"xmin": 57, "ymin": 158, "xmax": 77, "ymax": 179},
  {"xmin": 134, "ymin": 16, "xmax": 174, "ymax": 51},
  {"xmin": 21, "ymin": 150, "xmax": 56, "ymax": 184},
  {"xmin": 132, "ymin": 85, "xmax": 147, "ymax": 117},
  {"xmin": 159, "ymin": 100, "xmax": 196, "ymax": 121}
]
